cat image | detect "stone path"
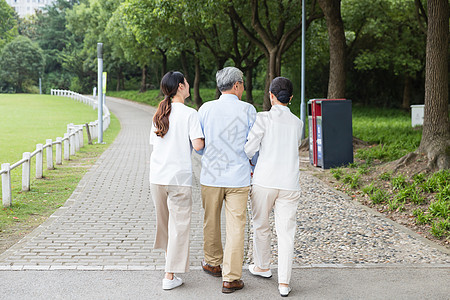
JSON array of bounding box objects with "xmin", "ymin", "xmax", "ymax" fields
[{"xmin": 0, "ymin": 97, "xmax": 448, "ymax": 272}]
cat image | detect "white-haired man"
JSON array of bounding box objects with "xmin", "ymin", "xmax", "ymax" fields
[{"xmin": 198, "ymin": 67, "xmax": 256, "ymax": 293}]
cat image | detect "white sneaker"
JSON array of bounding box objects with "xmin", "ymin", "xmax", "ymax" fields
[
  {"xmin": 279, "ymin": 286, "xmax": 291, "ymax": 297},
  {"xmin": 162, "ymin": 275, "xmax": 183, "ymax": 290},
  {"xmin": 248, "ymin": 264, "xmax": 272, "ymax": 278}
]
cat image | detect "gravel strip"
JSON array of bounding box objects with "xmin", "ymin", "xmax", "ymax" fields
[{"xmin": 245, "ymin": 172, "xmax": 449, "ymax": 265}]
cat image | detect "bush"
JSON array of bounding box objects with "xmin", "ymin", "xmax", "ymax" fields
[
  {"xmin": 370, "ymin": 189, "xmax": 389, "ymax": 204},
  {"xmin": 391, "ymin": 174, "xmax": 407, "ymax": 190}
]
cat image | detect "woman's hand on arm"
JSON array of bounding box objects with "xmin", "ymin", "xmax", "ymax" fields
[{"xmin": 192, "ymin": 138, "xmax": 205, "ymax": 151}]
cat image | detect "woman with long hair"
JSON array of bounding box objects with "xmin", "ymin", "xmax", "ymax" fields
[{"xmin": 150, "ymin": 71, "xmax": 204, "ymax": 290}]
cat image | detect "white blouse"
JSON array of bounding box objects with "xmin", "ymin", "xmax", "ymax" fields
[
  {"xmin": 244, "ymin": 105, "xmax": 303, "ymax": 191},
  {"xmin": 150, "ymin": 103, "xmax": 204, "ymax": 187}
]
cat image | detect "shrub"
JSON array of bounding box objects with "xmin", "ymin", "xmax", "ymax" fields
[
  {"xmin": 430, "ymin": 220, "xmax": 449, "ymax": 239},
  {"xmin": 422, "ymin": 170, "xmax": 450, "ymax": 193},
  {"xmin": 370, "ymin": 189, "xmax": 389, "ymax": 204},
  {"xmin": 428, "ymin": 199, "xmax": 449, "ymax": 219},
  {"xmin": 343, "ymin": 174, "xmax": 360, "ymax": 189},
  {"xmin": 388, "ymin": 197, "xmax": 404, "ymax": 211},
  {"xmin": 330, "ymin": 168, "xmax": 344, "ymax": 180},
  {"xmin": 379, "ymin": 172, "xmax": 392, "ymax": 181},
  {"xmin": 362, "ymin": 183, "xmax": 376, "ymax": 195},
  {"xmin": 413, "ymin": 209, "xmax": 431, "ymax": 225},
  {"xmin": 391, "ymin": 174, "xmax": 407, "ymax": 190}
]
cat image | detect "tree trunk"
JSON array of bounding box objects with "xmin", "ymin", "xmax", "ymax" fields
[
  {"xmin": 263, "ymin": 48, "xmax": 281, "ymax": 111},
  {"xmin": 318, "ymin": 0, "xmax": 346, "ymax": 99},
  {"xmin": 139, "ymin": 66, "xmax": 147, "ymax": 93},
  {"xmin": 417, "ymin": 0, "xmax": 450, "ymax": 170},
  {"xmin": 158, "ymin": 49, "xmax": 168, "ymax": 98},
  {"xmin": 193, "ymin": 53, "xmax": 203, "ymax": 108},
  {"xmin": 161, "ymin": 51, "xmax": 167, "ymax": 78},
  {"xmin": 245, "ymin": 67, "xmax": 254, "ymax": 104},
  {"xmin": 215, "ymin": 59, "xmax": 227, "ymax": 99},
  {"xmin": 180, "ymin": 50, "xmax": 190, "ymax": 84},
  {"xmin": 116, "ymin": 66, "xmax": 122, "ymax": 92},
  {"xmin": 402, "ymin": 75, "xmax": 412, "ymax": 109}
]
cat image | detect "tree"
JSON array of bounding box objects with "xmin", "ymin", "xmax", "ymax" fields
[
  {"xmin": 34, "ymin": 0, "xmax": 76, "ymax": 74},
  {"xmin": 0, "ymin": 0, "xmax": 18, "ymax": 50},
  {"xmin": 228, "ymin": 0, "xmax": 322, "ymax": 110},
  {"xmin": 317, "ymin": 0, "xmax": 346, "ymax": 98},
  {"xmin": 417, "ymin": 0, "xmax": 449, "ymax": 170},
  {"xmin": 344, "ymin": 0, "xmax": 426, "ymax": 108},
  {"xmin": 0, "ymin": 36, "xmax": 45, "ymax": 92}
]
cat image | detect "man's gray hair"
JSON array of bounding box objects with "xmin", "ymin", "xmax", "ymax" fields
[{"xmin": 216, "ymin": 67, "xmax": 243, "ymax": 92}]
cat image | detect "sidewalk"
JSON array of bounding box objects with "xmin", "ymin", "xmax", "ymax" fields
[{"xmin": 0, "ymin": 97, "xmax": 448, "ymax": 299}]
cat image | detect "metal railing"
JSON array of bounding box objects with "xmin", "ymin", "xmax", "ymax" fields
[{"xmin": 0, "ymin": 90, "xmax": 111, "ymax": 207}]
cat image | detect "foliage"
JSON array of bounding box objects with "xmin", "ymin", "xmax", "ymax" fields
[
  {"xmin": 0, "ymin": 0, "xmax": 18, "ymax": 50},
  {"xmin": 342, "ymin": 0, "xmax": 426, "ymax": 107},
  {"xmin": 0, "ymin": 36, "xmax": 45, "ymax": 92}
]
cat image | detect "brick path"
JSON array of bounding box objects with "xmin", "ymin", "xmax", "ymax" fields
[
  {"xmin": 0, "ymin": 97, "xmax": 212, "ymax": 270},
  {"xmin": 0, "ymin": 97, "xmax": 448, "ymax": 272}
]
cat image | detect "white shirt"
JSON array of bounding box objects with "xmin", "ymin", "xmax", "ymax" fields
[
  {"xmin": 150, "ymin": 103, "xmax": 204, "ymax": 186},
  {"xmin": 244, "ymin": 105, "xmax": 303, "ymax": 191}
]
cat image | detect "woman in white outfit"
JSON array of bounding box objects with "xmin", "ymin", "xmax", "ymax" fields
[
  {"xmin": 150, "ymin": 71, "xmax": 204, "ymax": 290},
  {"xmin": 244, "ymin": 77, "xmax": 303, "ymax": 297}
]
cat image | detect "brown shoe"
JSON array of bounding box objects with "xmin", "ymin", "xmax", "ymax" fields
[
  {"xmin": 201, "ymin": 260, "xmax": 222, "ymax": 277},
  {"xmin": 222, "ymin": 280, "xmax": 244, "ymax": 293}
]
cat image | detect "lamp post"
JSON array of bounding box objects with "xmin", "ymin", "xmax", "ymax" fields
[
  {"xmin": 97, "ymin": 43, "xmax": 104, "ymax": 143},
  {"xmin": 300, "ymin": 0, "xmax": 306, "ymax": 139}
]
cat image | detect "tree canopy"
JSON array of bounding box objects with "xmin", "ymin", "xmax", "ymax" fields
[
  {"xmin": 0, "ymin": 35, "xmax": 45, "ymax": 92},
  {"xmin": 0, "ymin": 0, "xmax": 18, "ymax": 50}
]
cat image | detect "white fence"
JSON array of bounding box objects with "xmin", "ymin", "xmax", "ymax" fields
[{"xmin": 0, "ymin": 90, "xmax": 110, "ymax": 207}]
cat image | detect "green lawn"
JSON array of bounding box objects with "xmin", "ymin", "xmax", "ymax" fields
[
  {"xmin": 0, "ymin": 94, "xmax": 98, "ymax": 164},
  {"xmin": 0, "ymin": 94, "xmax": 120, "ymax": 242}
]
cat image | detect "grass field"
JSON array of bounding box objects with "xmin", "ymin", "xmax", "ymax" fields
[
  {"xmin": 0, "ymin": 94, "xmax": 121, "ymax": 249},
  {"xmin": 0, "ymin": 94, "xmax": 99, "ymax": 164}
]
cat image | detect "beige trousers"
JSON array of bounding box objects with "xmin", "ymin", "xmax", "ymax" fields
[
  {"xmin": 150, "ymin": 184, "xmax": 192, "ymax": 273},
  {"xmin": 201, "ymin": 185, "xmax": 250, "ymax": 282},
  {"xmin": 250, "ymin": 185, "xmax": 300, "ymax": 285}
]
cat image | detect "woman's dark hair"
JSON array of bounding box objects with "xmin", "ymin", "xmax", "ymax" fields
[
  {"xmin": 269, "ymin": 77, "xmax": 293, "ymax": 104},
  {"xmin": 153, "ymin": 71, "xmax": 185, "ymax": 137}
]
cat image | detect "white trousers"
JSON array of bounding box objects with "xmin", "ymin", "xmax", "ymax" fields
[
  {"xmin": 250, "ymin": 185, "xmax": 300, "ymax": 284},
  {"xmin": 150, "ymin": 184, "xmax": 192, "ymax": 273}
]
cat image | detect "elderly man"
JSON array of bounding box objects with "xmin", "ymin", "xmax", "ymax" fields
[{"xmin": 197, "ymin": 67, "xmax": 256, "ymax": 293}]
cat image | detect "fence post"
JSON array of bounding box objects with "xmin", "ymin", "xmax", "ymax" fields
[
  {"xmin": 78, "ymin": 126, "xmax": 84, "ymax": 148},
  {"xmin": 68, "ymin": 125, "xmax": 76, "ymax": 156},
  {"xmin": 1, "ymin": 163, "xmax": 12, "ymax": 207},
  {"xmin": 22, "ymin": 152, "xmax": 31, "ymax": 191},
  {"xmin": 74, "ymin": 128, "xmax": 80, "ymax": 152},
  {"xmin": 56, "ymin": 137, "xmax": 62, "ymax": 165},
  {"xmin": 46, "ymin": 139, "xmax": 53, "ymax": 170},
  {"xmin": 36, "ymin": 144, "xmax": 43, "ymax": 179},
  {"xmin": 64, "ymin": 133, "xmax": 70, "ymax": 160}
]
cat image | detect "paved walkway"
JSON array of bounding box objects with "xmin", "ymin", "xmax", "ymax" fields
[{"xmin": 0, "ymin": 97, "xmax": 449, "ymax": 299}]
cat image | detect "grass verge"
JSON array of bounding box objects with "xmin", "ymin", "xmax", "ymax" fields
[{"xmin": 0, "ymin": 111, "xmax": 120, "ymax": 254}]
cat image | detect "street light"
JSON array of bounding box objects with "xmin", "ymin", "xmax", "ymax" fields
[{"xmin": 300, "ymin": 0, "xmax": 306, "ymax": 139}]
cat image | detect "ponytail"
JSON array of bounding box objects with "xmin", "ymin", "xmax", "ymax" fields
[
  {"xmin": 153, "ymin": 96, "xmax": 172, "ymax": 137},
  {"xmin": 153, "ymin": 71, "xmax": 186, "ymax": 138}
]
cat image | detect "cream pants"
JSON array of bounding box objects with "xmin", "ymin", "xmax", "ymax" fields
[
  {"xmin": 150, "ymin": 184, "xmax": 192, "ymax": 273},
  {"xmin": 250, "ymin": 185, "xmax": 300, "ymax": 284}
]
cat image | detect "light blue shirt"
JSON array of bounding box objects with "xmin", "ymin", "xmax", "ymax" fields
[{"xmin": 198, "ymin": 94, "xmax": 257, "ymax": 187}]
